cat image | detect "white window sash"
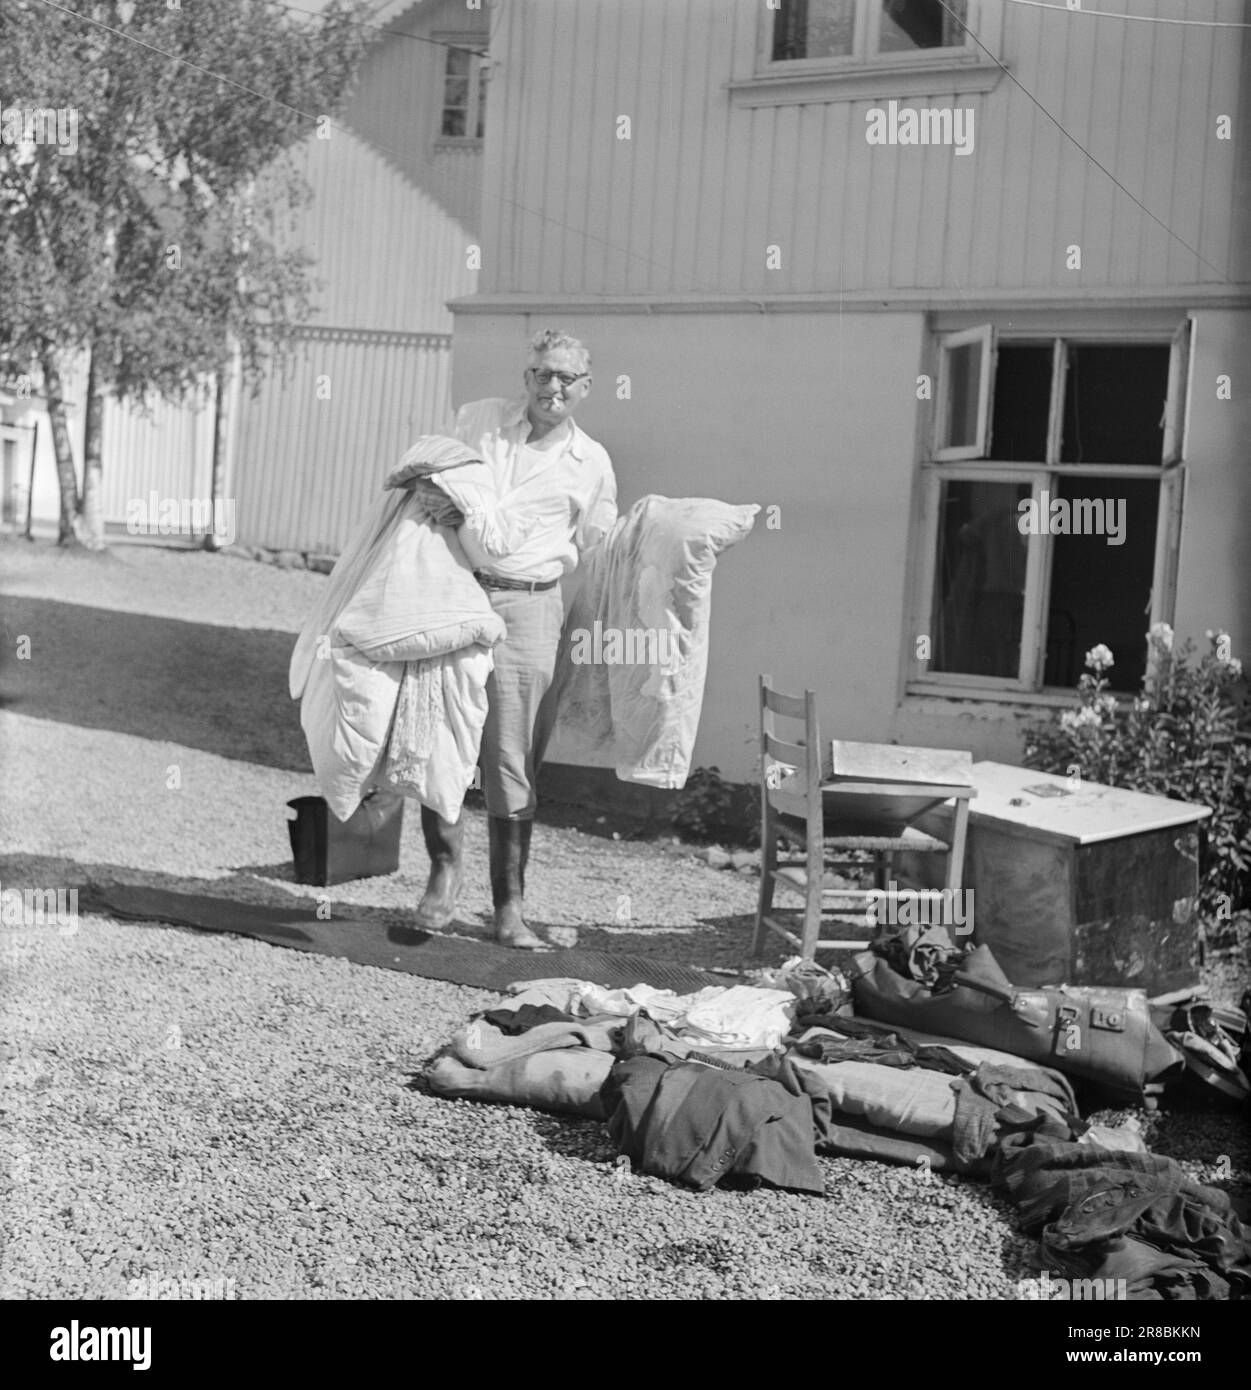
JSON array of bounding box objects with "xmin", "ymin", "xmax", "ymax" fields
[
  {"xmin": 1162, "ymin": 317, "xmax": 1194, "ymax": 466},
  {"xmin": 762, "ymin": 0, "xmax": 979, "ymax": 69},
  {"xmin": 933, "ymin": 323, "xmax": 995, "ymax": 461}
]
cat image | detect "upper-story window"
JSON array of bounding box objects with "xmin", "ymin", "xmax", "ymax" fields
[
  {"xmin": 771, "ymin": 0, "xmax": 971, "ymax": 64},
  {"xmin": 439, "ymin": 42, "xmax": 487, "ymax": 141},
  {"xmin": 733, "ymin": 0, "xmax": 999, "ymax": 106}
]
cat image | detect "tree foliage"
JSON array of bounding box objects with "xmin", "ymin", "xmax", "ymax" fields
[{"xmin": 0, "ymin": 0, "xmax": 371, "ymax": 544}]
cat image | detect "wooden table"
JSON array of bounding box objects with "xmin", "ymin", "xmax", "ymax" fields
[{"xmin": 911, "ymin": 761, "xmax": 1211, "ymax": 995}]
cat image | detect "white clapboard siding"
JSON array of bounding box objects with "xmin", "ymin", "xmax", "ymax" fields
[
  {"xmin": 231, "ymin": 328, "xmax": 452, "ymax": 555},
  {"xmin": 479, "ymin": 0, "xmax": 1247, "ymax": 297}
]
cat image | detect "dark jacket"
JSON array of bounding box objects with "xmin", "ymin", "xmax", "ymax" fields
[{"xmin": 602, "ymin": 1056, "xmax": 825, "ymax": 1196}]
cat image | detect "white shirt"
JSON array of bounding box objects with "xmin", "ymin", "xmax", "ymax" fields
[{"xmin": 448, "ymin": 396, "xmax": 618, "ymax": 583}]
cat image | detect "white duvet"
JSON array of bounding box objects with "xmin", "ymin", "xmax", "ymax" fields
[{"xmin": 288, "ymin": 437, "xmax": 523, "ymax": 823}]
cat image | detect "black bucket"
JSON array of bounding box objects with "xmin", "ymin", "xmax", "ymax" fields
[{"xmin": 287, "ymin": 792, "xmax": 404, "ymax": 886}]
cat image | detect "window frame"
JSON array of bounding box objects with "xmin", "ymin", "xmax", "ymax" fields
[
  {"xmin": 766, "ymin": 0, "xmax": 977, "ymax": 69},
  {"xmin": 433, "ymin": 34, "xmax": 488, "ymax": 149},
  {"xmin": 731, "ymin": 0, "xmax": 1004, "ymax": 108},
  {"xmin": 906, "ymin": 319, "xmax": 1192, "ymax": 703}
]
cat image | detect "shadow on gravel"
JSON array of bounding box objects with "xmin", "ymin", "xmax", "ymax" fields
[
  {"xmin": 0, "ymin": 595, "xmax": 310, "ymax": 771},
  {"xmin": 0, "ymin": 853, "xmax": 403, "ymax": 928}
]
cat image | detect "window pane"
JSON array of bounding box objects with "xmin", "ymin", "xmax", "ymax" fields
[
  {"xmin": 441, "ymin": 108, "xmax": 466, "ymax": 138},
  {"xmin": 878, "ymin": 0, "xmax": 968, "ymax": 53},
  {"xmin": 942, "ymin": 341, "xmax": 980, "ymax": 450},
  {"xmin": 445, "ymin": 47, "xmax": 470, "ymax": 76},
  {"xmin": 1060, "ymin": 345, "xmax": 1170, "ymax": 465},
  {"xmin": 443, "ymin": 76, "xmax": 469, "ymax": 107},
  {"xmin": 930, "ymin": 480, "xmax": 1030, "ymax": 679},
  {"xmin": 990, "ymin": 345, "xmax": 1051, "ymax": 461},
  {"xmin": 772, "ymin": 0, "xmax": 856, "ymax": 61},
  {"xmin": 1044, "ymin": 477, "xmax": 1159, "ymax": 692}
]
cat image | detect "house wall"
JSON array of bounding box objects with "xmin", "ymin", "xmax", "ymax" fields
[
  {"xmin": 454, "ymin": 302, "xmax": 1251, "ymax": 785},
  {"xmin": 452, "ymin": 309, "xmax": 927, "ymax": 783},
  {"xmin": 232, "ymin": 0, "xmax": 486, "ymax": 551},
  {"xmin": 478, "ymin": 0, "xmax": 1248, "ymax": 301},
  {"xmin": 453, "ymin": 0, "xmax": 1251, "ymax": 788}
]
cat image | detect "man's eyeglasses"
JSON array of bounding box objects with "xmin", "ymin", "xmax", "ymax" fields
[{"xmin": 529, "ymin": 369, "xmax": 589, "ymax": 388}]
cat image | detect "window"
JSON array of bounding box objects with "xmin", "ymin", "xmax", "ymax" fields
[
  {"xmin": 912, "ymin": 322, "xmax": 1191, "ymax": 698},
  {"xmin": 439, "ymin": 42, "xmax": 487, "ymax": 142},
  {"xmin": 733, "ymin": 0, "xmax": 1001, "ymax": 106},
  {"xmin": 771, "ymin": 0, "xmax": 971, "ymax": 65}
]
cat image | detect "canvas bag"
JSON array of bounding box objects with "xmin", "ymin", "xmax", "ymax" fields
[{"xmin": 848, "ymin": 943, "xmax": 1182, "ymax": 1095}]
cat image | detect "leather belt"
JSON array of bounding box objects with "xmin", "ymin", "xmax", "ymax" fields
[{"xmin": 473, "ymin": 570, "xmax": 559, "ymax": 593}]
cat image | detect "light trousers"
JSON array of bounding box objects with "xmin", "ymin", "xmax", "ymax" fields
[{"xmin": 478, "ymin": 586, "xmax": 565, "ymax": 819}]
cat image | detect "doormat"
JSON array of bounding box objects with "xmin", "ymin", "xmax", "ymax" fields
[{"xmin": 80, "ymin": 883, "xmax": 725, "ymax": 994}]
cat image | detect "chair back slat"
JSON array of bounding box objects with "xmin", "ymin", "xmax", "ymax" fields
[{"xmin": 764, "ymin": 733, "xmax": 808, "ymax": 765}]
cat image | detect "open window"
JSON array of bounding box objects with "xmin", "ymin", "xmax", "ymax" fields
[
  {"xmin": 933, "ymin": 324, "xmax": 995, "ymax": 461},
  {"xmin": 911, "ymin": 322, "xmax": 1190, "ymax": 699},
  {"xmin": 1161, "ymin": 318, "xmax": 1193, "ymax": 466}
]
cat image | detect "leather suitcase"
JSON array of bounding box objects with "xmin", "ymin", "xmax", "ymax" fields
[
  {"xmin": 287, "ymin": 792, "xmax": 404, "ymax": 886},
  {"xmin": 848, "ymin": 944, "xmax": 1182, "ymax": 1095}
]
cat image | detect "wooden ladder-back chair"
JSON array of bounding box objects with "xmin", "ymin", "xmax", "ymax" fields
[{"xmin": 753, "ymin": 674, "xmax": 975, "ymax": 963}]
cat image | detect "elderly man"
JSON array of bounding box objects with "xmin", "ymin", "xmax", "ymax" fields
[{"xmin": 413, "ymin": 330, "xmax": 618, "ymax": 949}]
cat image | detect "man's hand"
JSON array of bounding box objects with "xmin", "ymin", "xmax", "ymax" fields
[{"xmin": 409, "ymin": 478, "xmax": 465, "ymax": 529}]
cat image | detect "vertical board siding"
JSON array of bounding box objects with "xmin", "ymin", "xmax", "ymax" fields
[
  {"xmin": 481, "ymin": 0, "xmax": 1248, "ymax": 298},
  {"xmin": 232, "ymin": 330, "xmax": 452, "ymax": 555},
  {"xmin": 226, "ymin": 2, "xmax": 484, "ymax": 555},
  {"xmin": 99, "ymin": 388, "xmax": 216, "ymax": 528}
]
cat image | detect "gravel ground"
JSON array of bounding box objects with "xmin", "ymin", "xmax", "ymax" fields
[{"xmin": 1, "ymin": 538, "xmax": 1247, "ymax": 1301}]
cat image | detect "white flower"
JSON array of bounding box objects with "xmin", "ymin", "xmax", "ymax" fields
[
  {"xmin": 1221, "ymin": 656, "xmax": 1243, "ymax": 679},
  {"xmin": 1085, "ymin": 644, "xmax": 1114, "ymax": 672},
  {"xmin": 1133, "ymin": 696, "xmax": 1151, "ymax": 713},
  {"xmin": 1148, "ymin": 622, "xmax": 1174, "ymax": 651},
  {"xmin": 1060, "ymin": 706, "xmax": 1102, "ymax": 734}
]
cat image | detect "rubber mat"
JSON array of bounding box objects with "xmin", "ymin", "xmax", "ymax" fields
[{"xmin": 81, "ymin": 884, "xmax": 725, "ymax": 994}]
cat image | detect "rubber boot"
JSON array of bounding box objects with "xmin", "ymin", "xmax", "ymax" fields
[
  {"xmin": 414, "ymin": 805, "xmax": 464, "ymax": 930},
  {"xmin": 489, "ymin": 816, "xmax": 547, "ymax": 950}
]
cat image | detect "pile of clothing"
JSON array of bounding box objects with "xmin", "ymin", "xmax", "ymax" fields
[
  {"xmin": 425, "ymin": 947, "xmax": 1251, "ymax": 1299},
  {"xmin": 428, "ymin": 975, "xmax": 1089, "ymax": 1188}
]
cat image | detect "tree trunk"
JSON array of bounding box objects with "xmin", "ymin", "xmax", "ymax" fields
[
  {"xmin": 39, "ymin": 349, "xmax": 81, "ymax": 547},
  {"xmin": 205, "ymin": 356, "xmax": 232, "ymax": 551},
  {"xmin": 78, "ymin": 348, "xmax": 106, "ymax": 550}
]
